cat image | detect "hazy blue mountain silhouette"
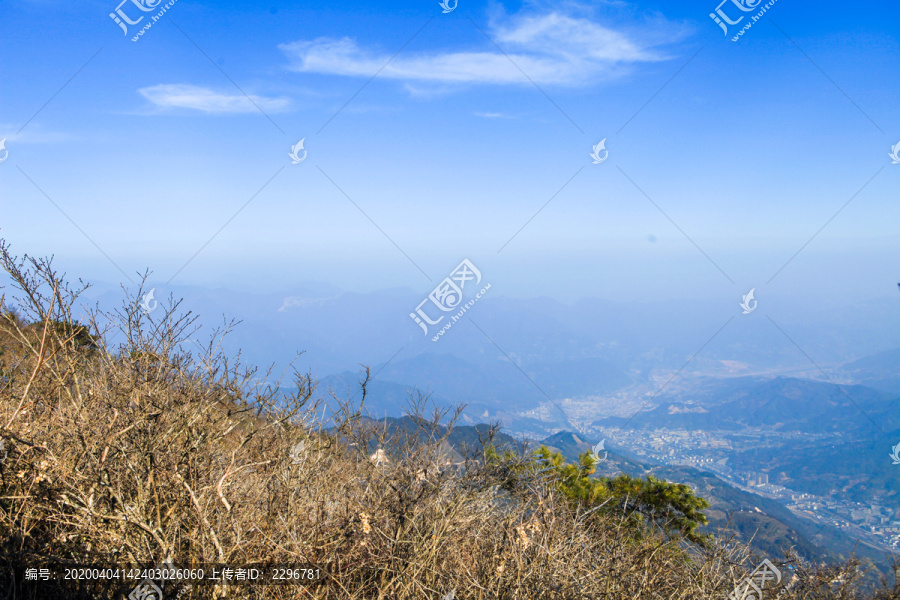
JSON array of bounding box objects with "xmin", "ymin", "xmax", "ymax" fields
[
  {"xmin": 594, "ymin": 376, "xmax": 897, "ymax": 435},
  {"xmin": 76, "ymin": 283, "xmax": 900, "ymax": 387},
  {"xmin": 837, "ymin": 347, "xmax": 900, "ymax": 394}
]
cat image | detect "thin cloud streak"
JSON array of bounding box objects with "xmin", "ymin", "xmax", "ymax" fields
[
  {"xmin": 138, "ymin": 84, "xmax": 291, "ymax": 114},
  {"xmin": 280, "ymin": 11, "xmax": 680, "ymax": 87}
]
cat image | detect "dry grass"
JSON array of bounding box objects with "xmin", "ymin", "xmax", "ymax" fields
[{"xmin": 0, "ymin": 241, "xmax": 897, "ymax": 600}]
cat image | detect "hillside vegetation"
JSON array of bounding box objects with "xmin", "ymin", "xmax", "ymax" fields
[{"xmin": 0, "ymin": 240, "xmax": 898, "ymax": 599}]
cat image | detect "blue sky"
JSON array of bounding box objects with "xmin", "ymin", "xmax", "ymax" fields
[{"xmin": 1, "ymin": 0, "xmax": 898, "ymax": 305}]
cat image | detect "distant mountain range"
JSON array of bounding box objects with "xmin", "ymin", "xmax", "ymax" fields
[
  {"xmin": 593, "ymin": 376, "xmax": 899, "ymax": 436},
  {"xmin": 79, "ymin": 282, "xmax": 899, "ymax": 386},
  {"xmin": 836, "ymin": 348, "xmax": 900, "ymax": 395},
  {"xmin": 75, "ymin": 283, "xmax": 899, "ymax": 443},
  {"xmin": 314, "ymin": 353, "xmax": 631, "ymax": 424}
]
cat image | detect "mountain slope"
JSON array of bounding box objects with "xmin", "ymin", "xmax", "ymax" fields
[{"xmin": 537, "ymin": 431, "xmax": 895, "ymax": 574}]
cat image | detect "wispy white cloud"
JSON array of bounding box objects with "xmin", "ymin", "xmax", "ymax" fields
[
  {"xmin": 138, "ymin": 84, "xmax": 290, "ymax": 113},
  {"xmin": 475, "ymin": 112, "xmax": 516, "ymax": 119},
  {"xmin": 0, "ymin": 124, "xmax": 72, "ymax": 144},
  {"xmin": 279, "ymin": 10, "xmax": 684, "ymax": 87}
]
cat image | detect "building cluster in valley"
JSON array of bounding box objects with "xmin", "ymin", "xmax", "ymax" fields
[{"xmin": 592, "ymin": 425, "xmax": 900, "ymax": 551}]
